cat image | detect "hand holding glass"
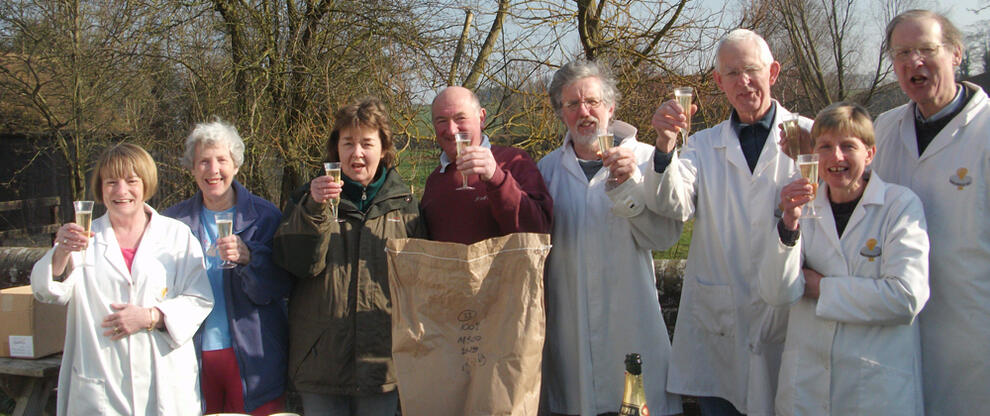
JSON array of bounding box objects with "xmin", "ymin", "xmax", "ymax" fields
[
  {"xmin": 72, "ymin": 200, "xmax": 94, "ymax": 253},
  {"xmin": 455, "ymin": 132, "xmax": 474, "ymax": 191},
  {"xmin": 796, "ymin": 154, "xmax": 819, "ymax": 218},
  {"xmin": 323, "ymin": 162, "xmax": 342, "ymax": 218},
  {"xmin": 214, "ymin": 211, "xmax": 236, "ymax": 269}
]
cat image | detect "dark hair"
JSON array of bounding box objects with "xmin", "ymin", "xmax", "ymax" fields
[{"xmin": 327, "ymin": 97, "xmax": 397, "ymax": 168}]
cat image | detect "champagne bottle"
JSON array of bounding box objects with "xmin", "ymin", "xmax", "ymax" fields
[{"xmin": 619, "ymin": 353, "xmax": 649, "ymax": 416}]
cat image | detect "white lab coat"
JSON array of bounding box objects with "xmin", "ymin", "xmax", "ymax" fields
[
  {"xmin": 643, "ymin": 102, "xmax": 809, "ymax": 415},
  {"xmin": 759, "ymin": 174, "xmax": 929, "ymax": 416},
  {"xmin": 872, "ymin": 81, "xmax": 990, "ymax": 416},
  {"xmin": 31, "ymin": 205, "xmax": 213, "ymax": 416},
  {"xmin": 538, "ymin": 121, "xmax": 684, "ymax": 415}
]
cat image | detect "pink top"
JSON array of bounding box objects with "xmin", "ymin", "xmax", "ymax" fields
[{"xmin": 120, "ymin": 247, "xmax": 137, "ymax": 272}]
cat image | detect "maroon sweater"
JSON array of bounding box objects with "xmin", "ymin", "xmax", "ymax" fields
[{"xmin": 420, "ymin": 145, "xmax": 553, "ymax": 244}]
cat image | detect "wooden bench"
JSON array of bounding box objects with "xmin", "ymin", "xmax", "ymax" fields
[
  {"xmin": 0, "ymin": 197, "xmax": 61, "ymax": 246},
  {"xmin": 0, "ymin": 354, "xmax": 60, "ymax": 416}
]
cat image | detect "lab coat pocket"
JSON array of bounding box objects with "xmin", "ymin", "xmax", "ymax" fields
[
  {"xmin": 855, "ymin": 357, "xmax": 914, "ymax": 415},
  {"xmin": 747, "ymin": 302, "xmax": 788, "ymax": 353},
  {"xmin": 688, "ymin": 277, "xmax": 735, "ymax": 337},
  {"xmin": 67, "ymin": 370, "xmax": 107, "ymax": 415}
]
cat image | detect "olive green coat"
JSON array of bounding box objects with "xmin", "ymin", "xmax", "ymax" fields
[{"xmin": 273, "ymin": 169, "xmax": 427, "ymax": 395}]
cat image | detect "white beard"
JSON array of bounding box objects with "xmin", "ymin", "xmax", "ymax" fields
[
  {"xmin": 569, "ymin": 116, "xmax": 603, "ymax": 145},
  {"xmin": 570, "ymin": 130, "xmax": 597, "ymax": 145}
]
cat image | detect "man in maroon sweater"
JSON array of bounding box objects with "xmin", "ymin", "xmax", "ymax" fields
[{"xmin": 420, "ymin": 86, "xmax": 553, "ymax": 244}]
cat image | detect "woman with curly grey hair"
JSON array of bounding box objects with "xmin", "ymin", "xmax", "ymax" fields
[{"xmin": 164, "ymin": 118, "xmax": 291, "ymax": 415}]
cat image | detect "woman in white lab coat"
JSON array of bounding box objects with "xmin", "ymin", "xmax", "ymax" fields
[
  {"xmin": 762, "ymin": 102, "xmax": 929, "ymax": 415},
  {"xmin": 31, "ymin": 143, "xmax": 213, "ymax": 416}
]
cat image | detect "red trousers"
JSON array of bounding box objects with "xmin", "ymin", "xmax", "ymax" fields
[{"xmin": 201, "ymin": 348, "xmax": 284, "ymax": 415}]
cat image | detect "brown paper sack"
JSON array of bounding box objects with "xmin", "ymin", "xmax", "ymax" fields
[{"xmin": 385, "ymin": 232, "xmax": 550, "ymax": 416}]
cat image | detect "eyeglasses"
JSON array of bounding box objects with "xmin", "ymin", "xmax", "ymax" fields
[
  {"xmin": 890, "ymin": 43, "xmax": 944, "ymax": 62},
  {"xmin": 563, "ymin": 98, "xmax": 605, "ymax": 112}
]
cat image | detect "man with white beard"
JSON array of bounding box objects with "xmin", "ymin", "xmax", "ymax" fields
[{"xmin": 538, "ymin": 59, "xmax": 684, "ymax": 416}]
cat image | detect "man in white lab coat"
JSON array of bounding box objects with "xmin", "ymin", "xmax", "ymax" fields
[
  {"xmin": 644, "ymin": 29, "xmax": 809, "ymax": 415},
  {"xmin": 872, "ymin": 10, "xmax": 990, "ymax": 415},
  {"xmin": 538, "ymin": 60, "xmax": 684, "ymax": 416}
]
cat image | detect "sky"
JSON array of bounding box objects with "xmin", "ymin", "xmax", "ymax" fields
[{"xmin": 937, "ymin": 0, "xmax": 988, "ymax": 29}]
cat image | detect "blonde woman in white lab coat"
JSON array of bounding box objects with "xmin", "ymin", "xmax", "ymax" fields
[
  {"xmin": 762, "ymin": 102, "xmax": 929, "ymax": 416},
  {"xmin": 31, "ymin": 143, "xmax": 214, "ymax": 415}
]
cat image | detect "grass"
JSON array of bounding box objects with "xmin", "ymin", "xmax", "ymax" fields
[{"xmin": 654, "ymin": 219, "xmax": 693, "ymax": 260}]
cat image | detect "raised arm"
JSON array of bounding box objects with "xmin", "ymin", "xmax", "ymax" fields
[
  {"xmin": 607, "ymin": 145, "xmax": 684, "ymax": 251},
  {"xmin": 273, "ymin": 183, "xmax": 336, "ymax": 279},
  {"xmin": 484, "ymin": 149, "xmax": 554, "ymax": 235}
]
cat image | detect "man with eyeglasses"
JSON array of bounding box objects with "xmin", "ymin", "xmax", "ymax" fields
[
  {"xmin": 872, "ymin": 10, "xmax": 990, "ymax": 415},
  {"xmin": 537, "ymin": 60, "xmax": 683, "ymax": 416},
  {"xmin": 420, "ymin": 86, "xmax": 553, "ymax": 244},
  {"xmin": 643, "ymin": 29, "xmax": 810, "ymax": 416}
]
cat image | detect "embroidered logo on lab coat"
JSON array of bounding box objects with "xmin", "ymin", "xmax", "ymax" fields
[
  {"xmin": 860, "ymin": 238, "xmax": 881, "ymax": 261},
  {"xmin": 949, "ymin": 167, "xmax": 972, "ymax": 190}
]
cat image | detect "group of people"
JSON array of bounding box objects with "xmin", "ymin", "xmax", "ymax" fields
[{"xmin": 28, "ymin": 7, "xmax": 987, "ymax": 416}]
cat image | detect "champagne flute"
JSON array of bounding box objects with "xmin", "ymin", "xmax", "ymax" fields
[
  {"xmin": 323, "ymin": 162, "xmax": 342, "ymax": 219},
  {"xmin": 454, "ymin": 132, "xmax": 475, "ymax": 191},
  {"xmin": 797, "ymin": 154, "xmax": 820, "ymax": 218},
  {"xmin": 214, "ymin": 211, "xmax": 236, "ymax": 269},
  {"xmin": 597, "ymin": 128, "xmax": 614, "ymax": 182},
  {"xmin": 72, "ymin": 200, "xmax": 93, "ymax": 253},
  {"xmin": 674, "ymin": 87, "xmax": 693, "ymax": 145},
  {"xmin": 782, "ymin": 112, "xmax": 803, "ymax": 160}
]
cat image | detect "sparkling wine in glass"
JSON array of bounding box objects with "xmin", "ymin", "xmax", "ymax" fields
[
  {"xmin": 72, "ymin": 200, "xmax": 93, "ymax": 253},
  {"xmin": 323, "ymin": 162, "xmax": 342, "ymax": 219},
  {"xmin": 597, "ymin": 129, "xmax": 615, "ymax": 182},
  {"xmin": 797, "ymin": 154, "xmax": 820, "ymax": 219},
  {"xmin": 455, "ymin": 132, "xmax": 474, "ymax": 191},
  {"xmin": 783, "ymin": 112, "xmax": 803, "ymax": 160},
  {"xmin": 597, "ymin": 132, "xmax": 614, "ymax": 158},
  {"xmin": 674, "ymin": 87, "xmax": 693, "ymax": 145},
  {"xmin": 214, "ymin": 211, "xmax": 236, "ymax": 269}
]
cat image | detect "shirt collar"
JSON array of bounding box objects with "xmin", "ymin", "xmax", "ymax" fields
[
  {"xmin": 914, "ymin": 84, "xmax": 964, "ymax": 123},
  {"xmin": 729, "ymin": 103, "xmax": 777, "ymax": 137},
  {"xmin": 439, "ymin": 134, "xmax": 491, "ymax": 172}
]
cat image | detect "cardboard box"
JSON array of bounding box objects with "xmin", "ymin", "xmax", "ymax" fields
[{"xmin": 0, "ymin": 285, "xmax": 66, "ymax": 358}]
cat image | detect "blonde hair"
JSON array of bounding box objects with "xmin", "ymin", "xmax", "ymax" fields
[
  {"xmin": 90, "ymin": 143, "xmax": 158, "ymax": 201},
  {"xmin": 811, "ymin": 102, "xmax": 875, "ymax": 147}
]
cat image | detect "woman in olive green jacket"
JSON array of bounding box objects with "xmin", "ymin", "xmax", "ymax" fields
[{"xmin": 273, "ymin": 98, "xmax": 427, "ymax": 415}]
